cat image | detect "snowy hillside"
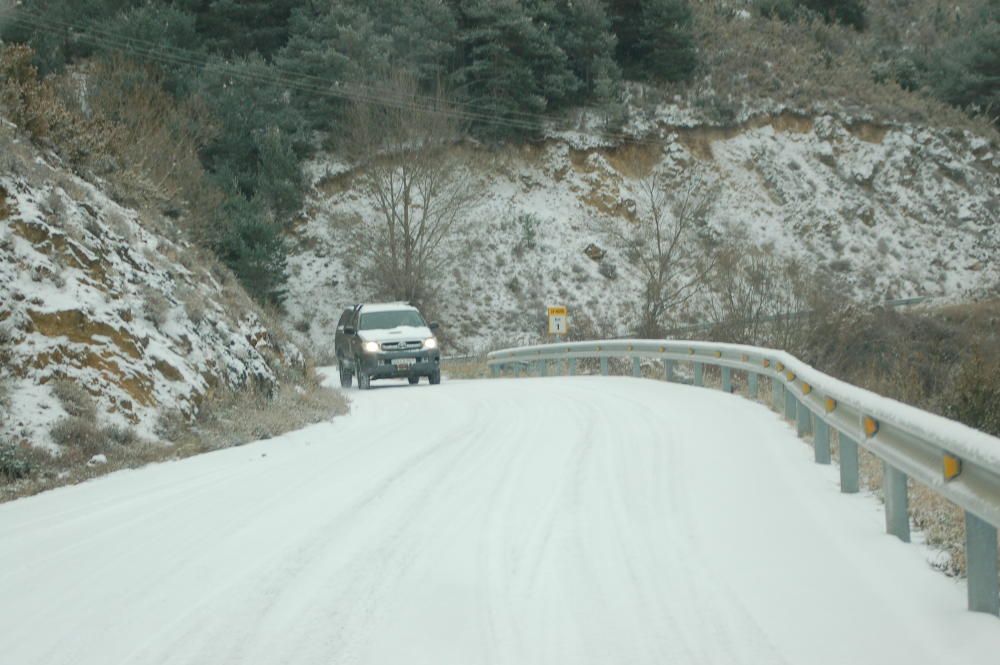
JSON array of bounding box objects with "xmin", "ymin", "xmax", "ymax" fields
[
  {"xmin": 0, "ymin": 123, "xmax": 303, "ymax": 449},
  {"xmin": 285, "ymin": 113, "xmax": 999, "ymax": 354}
]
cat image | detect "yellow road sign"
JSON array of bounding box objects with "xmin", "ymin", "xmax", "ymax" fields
[{"xmin": 547, "ymin": 306, "xmax": 568, "ymax": 335}]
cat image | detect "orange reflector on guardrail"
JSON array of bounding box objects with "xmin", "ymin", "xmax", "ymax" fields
[
  {"xmin": 943, "ymin": 454, "xmax": 962, "ymax": 481},
  {"xmin": 786, "ymin": 371, "xmax": 796, "ymax": 381},
  {"xmin": 763, "ymin": 359, "xmax": 771, "ymax": 368},
  {"xmin": 659, "ymin": 346, "xmax": 665, "ymax": 352},
  {"xmin": 714, "ymin": 351, "xmax": 722, "ymax": 358},
  {"xmin": 776, "ymin": 362, "xmax": 785, "ymax": 371},
  {"xmin": 742, "ymin": 354, "xmax": 749, "ymax": 362},
  {"xmin": 627, "ymin": 344, "xmax": 634, "ymax": 351},
  {"xmin": 802, "ymin": 383, "xmax": 812, "ymax": 394},
  {"xmin": 863, "ymin": 416, "xmax": 879, "ymax": 438},
  {"xmin": 688, "ymin": 348, "xmax": 695, "ymax": 355},
  {"xmin": 825, "ymin": 398, "xmax": 837, "ymax": 413}
]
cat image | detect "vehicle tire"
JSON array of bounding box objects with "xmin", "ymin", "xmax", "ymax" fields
[
  {"xmin": 429, "ymin": 370, "xmax": 441, "ymax": 385},
  {"xmin": 356, "ymin": 359, "xmax": 371, "ymax": 390},
  {"xmin": 408, "ymin": 376, "xmax": 420, "ymax": 385},
  {"xmin": 339, "ymin": 363, "xmax": 353, "ymax": 389}
]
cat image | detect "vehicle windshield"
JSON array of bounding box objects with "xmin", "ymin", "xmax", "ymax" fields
[{"xmin": 359, "ymin": 310, "xmax": 426, "ymax": 330}]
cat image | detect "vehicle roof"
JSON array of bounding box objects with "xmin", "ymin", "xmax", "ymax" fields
[{"xmin": 358, "ymin": 302, "xmax": 419, "ymax": 314}]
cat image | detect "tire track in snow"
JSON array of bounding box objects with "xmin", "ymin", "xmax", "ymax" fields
[{"xmin": 1, "ymin": 377, "xmax": 1000, "ymax": 665}]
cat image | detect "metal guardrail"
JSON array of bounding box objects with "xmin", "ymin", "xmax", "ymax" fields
[{"xmin": 486, "ymin": 339, "xmax": 1000, "ymax": 616}]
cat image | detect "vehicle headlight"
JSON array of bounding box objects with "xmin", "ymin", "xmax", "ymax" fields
[
  {"xmin": 362, "ymin": 341, "xmax": 380, "ymax": 353},
  {"xmin": 423, "ymin": 337, "xmax": 438, "ymax": 350}
]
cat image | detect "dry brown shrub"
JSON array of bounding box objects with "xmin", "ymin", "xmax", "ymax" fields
[
  {"xmin": 442, "ymin": 358, "xmax": 490, "ymax": 380},
  {"xmin": 51, "ymin": 380, "xmax": 97, "ymax": 421},
  {"xmin": 79, "ymin": 56, "xmax": 216, "ymax": 209},
  {"xmin": 49, "ymin": 416, "xmax": 104, "ymax": 456}
]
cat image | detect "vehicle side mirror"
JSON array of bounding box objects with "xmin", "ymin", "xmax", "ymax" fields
[
  {"xmin": 429, "ymin": 322, "xmax": 440, "ymax": 331},
  {"xmin": 344, "ymin": 326, "xmax": 356, "ymax": 336}
]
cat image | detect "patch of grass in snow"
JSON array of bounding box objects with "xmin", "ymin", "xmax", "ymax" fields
[
  {"xmin": 161, "ymin": 369, "xmax": 348, "ymax": 456},
  {"xmin": 442, "ymin": 357, "xmax": 491, "ymax": 380},
  {"xmin": 3, "ymin": 368, "xmax": 348, "ymax": 503}
]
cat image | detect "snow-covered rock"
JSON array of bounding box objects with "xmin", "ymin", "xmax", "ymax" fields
[{"xmin": 0, "ymin": 128, "xmax": 304, "ymax": 449}]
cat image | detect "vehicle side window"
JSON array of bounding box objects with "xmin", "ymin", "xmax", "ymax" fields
[{"xmin": 337, "ymin": 309, "xmax": 352, "ymax": 331}]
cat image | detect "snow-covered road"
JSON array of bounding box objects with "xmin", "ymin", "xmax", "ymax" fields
[{"xmin": 2, "ymin": 376, "xmax": 999, "ymax": 664}]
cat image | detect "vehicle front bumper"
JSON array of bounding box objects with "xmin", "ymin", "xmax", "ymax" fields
[{"xmin": 358, "ymin": 349, "xmax": 441, "ymax": 378}]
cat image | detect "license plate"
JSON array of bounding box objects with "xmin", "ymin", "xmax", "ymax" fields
[{"xmin": 392, "ymin": 358, "xmax": 416, "ymax": 367}]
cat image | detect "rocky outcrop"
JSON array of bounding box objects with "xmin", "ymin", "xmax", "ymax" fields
[{"xmin": 0, "ymin": 136, "xmax": 302, "ymax": 449}]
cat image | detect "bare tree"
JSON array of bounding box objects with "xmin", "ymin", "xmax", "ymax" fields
[
  {"xmin": 603, "ymin": 172, "xmax": 717, "ymax": 337},
  {"xmin": 345, "ymin": 73, "xmax": 480, "ymax": 306},
  {"xmin": 706, "ymin": 246, "xmax": 853, "ymax": 353}
]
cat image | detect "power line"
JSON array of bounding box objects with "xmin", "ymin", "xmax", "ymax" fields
[
  {"xmin": 4, "ymin": 9, "xmax": 549, "ymax": 134},
  {"xmin": 2, "ymin": 6, "xmax": 668, "ymax": 146}
]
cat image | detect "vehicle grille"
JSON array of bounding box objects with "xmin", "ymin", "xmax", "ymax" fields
[{"xmin": 380, "ymin": 340, "xmax": 423, "ymax": 351}]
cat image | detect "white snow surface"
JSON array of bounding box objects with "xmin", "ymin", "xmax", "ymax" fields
[
  {"xmin": 2, "ymin": 374, "xmax": 998, "ymax": 665},
  {"xmin": 286, "ymin": 115, "xmax": 999, "ymax": 353}
]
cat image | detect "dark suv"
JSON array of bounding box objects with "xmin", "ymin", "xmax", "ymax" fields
[{"xmin": 335, "ymin": 303, "xmax": 441, "ymax": 390}]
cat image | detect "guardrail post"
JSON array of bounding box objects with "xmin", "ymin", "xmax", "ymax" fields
[
  {"xmin": 965, "ymin": 511, "xmax": 1000, "ymax": 615},
  {"xmin": 796, "ymin": 400, "xmax": 813, "ymax": 437},
  {"xmin": 772, "ymin": 379, "xmax": 783, "ymax": 411},
  {"xmin": 632, "ymin": 357, "xmax": 641, "ymax": 378},
  {"xmin": 694, "ymin": 362, "xmax": 704, "ymax": 386},
  {"xmin": 569, "ymin": 358, "xmax": 576, "ymax": 376},
  {"xmin": 883, "ymin": 463, "xmax": 910, "ymax": 542},
  {"xmin": 664, "ymin": 359, "xmax": 673, "ymax": 382},
  {"xmin": 538, "ymin": 360, "xmax": 547, "ymax": 377},
  {"xmin": 838, "ymin": 433, "xmax": 859, "ymax": 493},
  {"xmin": 813, "ymin": 418, "xmax": 831, "ymax": 464},
  {"xmin": 784, "ymin": 389, "xmax": 796, "ymax": 421},
  {"xmin": 600, "ymin": 356, "xmax": 609, "ymax": 376},
  {"xmin": 748, "ymin": 372, "xmax": 759, "ymax": 400},
  {"xmin": 721, "ymin": 366, "xmax": 732, "ymax": 393},
  {"xmin": 514, "ymin": 363, "xmax": 521, "ymax": 378},
  {"xmin": 491, "ymin": 364, "xmax": 499, "ymax": 378}
]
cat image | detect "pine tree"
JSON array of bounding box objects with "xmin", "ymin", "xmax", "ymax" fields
[
  {"xmin": 610, "ymin": 0, "xmax": 696, "ymax": 82},
  {"xmin": 636, "ymin": 0, "xmax": 696, "ymax": 82},
  {"xmin": 365, "ymin": 0, "xmax": 460, "ymax": 85},
  {"xmin": 800, "ymin": 0, "xmax": 866, "ymax": 29},
  {"xmin": 925, "ymin": 19, "xmax": 1000, "ymax": 122},
  {"xmin": 210, "ymin": 195, "xmax": 288, "ymax": 304},
  {"xmin": 275, "ymin": 2, "xmax": 390, "ymax": 132},
  {"xmin": 451, "ymin": 0, "xmax": 578, "ymax": 137},
  {"xmin": 174, "ymin": 0, "xmax": 306, "ymax": 58},
  {"xmin": 0, "ymin": 0, "xmax": 142, "ymax": 74},
  {"xmin": 548, "ymin": 0, "xmax": 620, "ymax": 102},
  {"xmin": 104, "ymin": 4, "xmax": 202, "ymax": 95},
  {"xmin": 197, "ymin": 54, "xmax": 307, "ymax": 219}
]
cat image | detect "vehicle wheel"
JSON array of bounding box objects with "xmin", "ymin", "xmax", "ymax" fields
[
  {"xmin": 339, "ymin": 363, "xmax": 353, "ymax": 389},
  {"xmin": 356, "ymin": 359, "xmax": 371, "ymax": 390},
  {"xmin": 408, "ymin": 376, "xmax": 420, "ymax": 385},
  {"xmin": 429, "ymin": 370, "xmax": 441, "ymax": 385}
]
